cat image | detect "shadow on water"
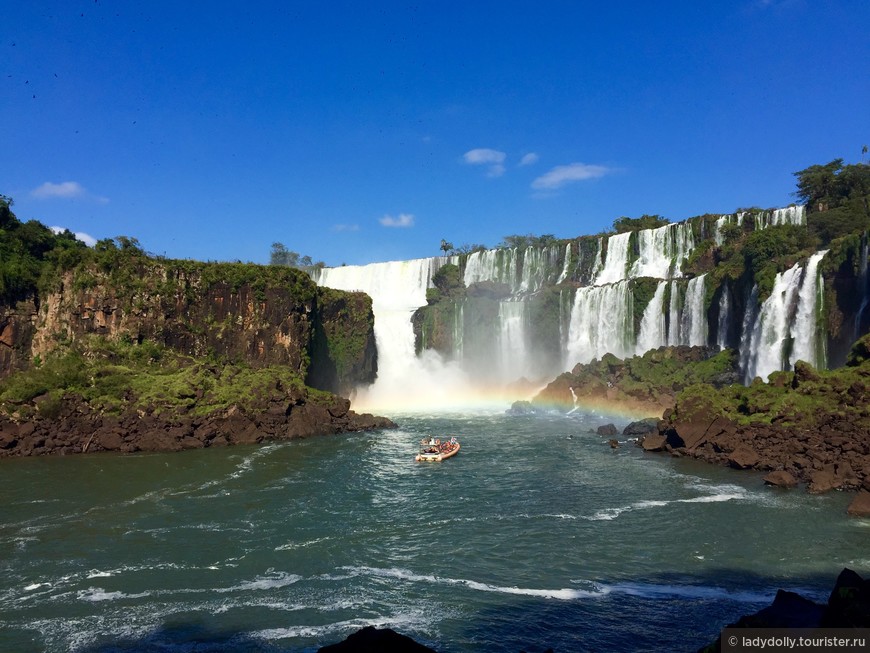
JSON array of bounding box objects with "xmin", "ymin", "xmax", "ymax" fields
[
  {"xmin": 17, "ymin": 567, "xmax": 849, "ymax": 653},
  {"xmin": 456, "ymin": 566, "xmax": 846, "ymax": 653}
]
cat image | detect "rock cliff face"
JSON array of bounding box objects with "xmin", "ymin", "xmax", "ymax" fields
[
  {"xmin": 1, "ymin": 261, "xmax": 377, "ymax": 396},
  {"xmin": 0, "ymin": 258, "xmax": 390, "ymax": 458}
]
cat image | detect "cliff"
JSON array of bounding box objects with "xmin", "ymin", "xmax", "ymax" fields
[
  {"xmin": 2, "ymin": 253, "xmax": 376, "ymax": 395},
  {"xmin": 0, "ymin": 232, "xmax": 390, "ymax": 458}
]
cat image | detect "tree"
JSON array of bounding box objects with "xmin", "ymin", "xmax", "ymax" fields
[
  {"xmin": 794, "ymin": 159, "xmax": 870, "ymax": 244},
  {"xmin": 440, "ymin": 239, "xmax": 454, "ymax": 255},
  {"xmin": 612, "ymin": 214, "xmax": 670, "ymax": 233},
  {"xmin": 269, "ymin": 242, "xmax": 300, "ymax": 267}
]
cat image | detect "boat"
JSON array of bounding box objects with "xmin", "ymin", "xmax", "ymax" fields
[{"xmin": 415, "ymin": 436, "xmax": 460, "ymax": 462}]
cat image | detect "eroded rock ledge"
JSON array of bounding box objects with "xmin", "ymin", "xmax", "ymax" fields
[{"xmin": 0, "ymin": 389, "xmax": 395, "ymax": 458}]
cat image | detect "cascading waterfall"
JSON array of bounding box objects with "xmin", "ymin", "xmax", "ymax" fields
[
  {"xmin": 464, "ymin": 248, "xmax": 520, "ymax": 291},
  {"xmin": 310, "ymin": 204, "xmax": 841, "ymax": 404},
  {"xmin": 499, "ymin": 300, "xmax": 530, "ymax": 380},
  {"xmin": 594, "ymin": 232, "xmax": 631, "ymax": 285},
  {"xmin": 754, "ymin": 205, "xmax": 806, "ymax": 230},
  {"xmin": 743, "ymin": 250, "xmax": 828, "ymax": 382},
  {"xmin": 630, "ymin": 222, "xmax": 695, "ymax": 279},
  {"xmin": 854, "ymin": 234, "xmax": 870, "ymax": 341},
  {"xmin": 565, "ymin": 281, "xmax": 634, "ymax": 365},
  {"xmin": 717, "ymin": 282, "xmax": 732, "ymax": 350},
  {"xmin": 556, "ymin": 242, "xmax": 571, "ymax": 284},
  {"xmin": 636, "ymin": 281, "xmax": 668, "ymax": 354},
  {"xmin": 313, "ymin": 256, "xmax": 470, "ymax": 408},
  {"xmin": 682, "ymin": 274, "xmax": 708, "ymax": 346},
  {"xmin": 667, "ymin": 281, "xmax": 682, "ymax": 346},
  {"xmin": 789, "ymin": 250, "xmax": 829, "ymax": 370}
]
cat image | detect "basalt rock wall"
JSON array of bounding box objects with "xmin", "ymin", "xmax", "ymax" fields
[{"xmin": 1, "ymin": 261, "xmax": 377, "ymax": 397}]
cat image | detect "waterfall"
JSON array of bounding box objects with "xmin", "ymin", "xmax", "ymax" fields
[
  {"xmin": 464, "ymin": 248, "xmax": 519, "ymax": 291},
  {"xmin": 556, "ymin": 242, "xmax": 571, "ymax": 284},
  {"xmin": 636, "ymin": 281, "xmax": 668, "ymax": 354},
  {"xmin": 667, "ymin": 281, "xmax": 682, "ymax": 346},
  {"xmin": 630, "ymin": 222, "xmax": 695, "ymax": 279},
  {"xmin": 499, "ymin": 300, "xmax": 530, "ymax": 381},
  {"xmin": 311, "ymin": 204, "xmax": 835, "ymax": 404},
  {"xmin": 594, "ymin": 233, "xmax": 631, "ymax": 285},
  {"xmin": 519, "ymin": 245, "xmax": 561, "ymax": 293},
  {"xmin": 682, "ymin": 274, "xmax": 707, "ymax": 346},
  {"xmin": 742, "ymin": 250, "xmax": 829, "ymax": 382},
  {"xmin": 789, "ymin": 250, "xmax": 828, "ymax": 369},
  {"xmin": 754, "ymin": 205, "xmax": 806, "ymax": 230},
  {"xmin": 565, "ymin": 281, "xmax": 634, "ymax": 365},
  {"xmin": 314, "ymin": 256, "xmax": 469, "ymax": 407},
  {"xmin": 716, "ymin": 282, "xmax": 732, "ymax": 350}
]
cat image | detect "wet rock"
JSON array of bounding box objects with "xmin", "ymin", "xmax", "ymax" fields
[
  {"xmin": 318, "ymin": 626, "xmax": 437, "ymax": 652},
  {"xmin": 640, "ymin": 434, "xmax": 667, "ymax": 452},
  {"xmin": 763, "ymin": 470, "xmax": 798, "ymax": 488},
  {"xmin": 608, "ymin": 439, "xmax": 620, "ymax": 449},
  {"xmin": 596, "ymin": 423, "xmax": 618, "ymax": 436},
  {"xmin": 846, "ymin": 491, "xmax": 870, "ymax": 517},
  {"xmin": 622, "ymin": 418, "xmax": 658, "ymax": 436},
  {"xmin": 728, "ymin": 446, "xmax": 759, "ymax": 470}
]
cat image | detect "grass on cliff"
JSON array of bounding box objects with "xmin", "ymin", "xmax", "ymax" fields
[{"xmin": 0, "ymin": 337, "xmax": 323, "ymax": 419}]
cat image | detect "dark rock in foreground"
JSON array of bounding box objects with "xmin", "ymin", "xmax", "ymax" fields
[
  {"xmin": 700, "ymin": 568, "xmax": 870, "ymax": 651},
  {"xmin": 596, "ymin": 423, "xmax": 618, "ymax": 436},
  {"xmin": 318, "ymin": 626, "xmax": 436, "ymax": 652}
]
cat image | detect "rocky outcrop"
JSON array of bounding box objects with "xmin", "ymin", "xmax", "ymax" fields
[
  {"xmin": 0, "ymin": 386, "xmax": 395, "ymax": 458},
  {"xmin": 532, "ymin": 346, "xmax": 740, "ymax": 414},
  {"xmin": 2, "ymin": 262, "xmax": 377, "ymax": 396},
  {"xmin": 700, "ymin": 568, "xmax": 870, "ymax": 651},
  {"xmin": 0, "ymin": 299, "xmax": 38, "ymax": 378},
  {"xmin": 317, "ymin": 626, "xmax": 437, "ymax": 652}
]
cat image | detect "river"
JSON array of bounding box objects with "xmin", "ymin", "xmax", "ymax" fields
[{"xmin": 0, "ymin": 408, "xmax": 864, "ymax": 652}]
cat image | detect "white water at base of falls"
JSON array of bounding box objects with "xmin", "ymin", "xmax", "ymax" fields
[{"xmin": 314, "ymin": 257, "xmax": 476, "ymax": 410}]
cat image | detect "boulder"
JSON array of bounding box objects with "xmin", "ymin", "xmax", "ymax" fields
[
  {"xmin": 821, "ymin": 568, "xmax": 870, "ymax": 627},
  {"xmin": 608, "ymin": 439, "xmax": 620, "ymax": 449},
  {"xmin": 808, "ymin": 468, "xmax": 841, "ymax": 494},
  {"xmin": 596, "ymin": 423, "xmax": 618, "ymax": 436},
  {"xmin": 622, "ymin": 418, "xmax": 658, "ymax": 436},
  {"xmin": 318, "ymin": 626, "xmax": 437, "ymax": 652},
  {"xmin": 846, "ymin": 491, "xmax": 870, "ymax": 517},
  {"xmin": 729, "ymin": 446, "xmax": 759, "ymax": 470},
  {"xmin": 763, "ymin": 470, "xmax": 798, "ymax": 488},
  {"xmin": 640, "ymin": 434, "xmax": 667, "ymax": 452}
]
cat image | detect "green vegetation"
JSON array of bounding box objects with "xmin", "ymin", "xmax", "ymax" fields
[
  {"xmin": 426, "ymin": 263, "xmax": 465, "ymax": 304},
  {"xmin": 498, "ymin": 233, "xmax": 560, "ymax": 249},
  {"xmin": 795, "ymin": 159, "xmax": 870, "ymax": 245},
  {"xmin": 612, "ymin": 214, "xmax": 669, "ymax": 234},
  {"xmin": 0, "ymin": 195, "xmax": 87, "ymax": 303},
  {"xmin": 0, "ymin": 336, "xmax": 310, "ymax": 418},
  {"xmin": 269, "ymin": 242, "xmax": 324, "ymax": 271}
]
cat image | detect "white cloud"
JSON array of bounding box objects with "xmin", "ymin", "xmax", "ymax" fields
[
  {"xmin": 519, "ymin": 153, "xmax": 539, "ymax": 166},
  {"xmin": 463, "ymin": 148, "xmax": 507, "ymax": 178},
  {"xmin": 379, "ymin": 213, "xmax": 415, "ymax": 228},
  {"xmin": 49, "ymin": 226, "xmax": 97, "ymax": 247},
  {"xmin": 32, "ymin": 181, "xmax": 85, "ymax": 199},
  {"xmin": 32, "ymin": 180, "xmax": 109, "ymax": 204},
  {"xmin": 332, "ymin": 223, "xmax": 360, "ymax": 232},
  {"xmin": 531, "ymin": 163, "xmax": 611, "ymax": 190}
]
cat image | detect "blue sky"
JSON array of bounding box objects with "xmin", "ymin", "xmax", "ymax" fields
[{"xmin": 2, "ymin": 1, "xmax": 867, "ymax": 266}]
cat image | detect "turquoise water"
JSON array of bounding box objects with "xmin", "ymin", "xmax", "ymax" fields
[{"xmin": 0, "ymin": 408, "xmax": 865, "ymax": 652}]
